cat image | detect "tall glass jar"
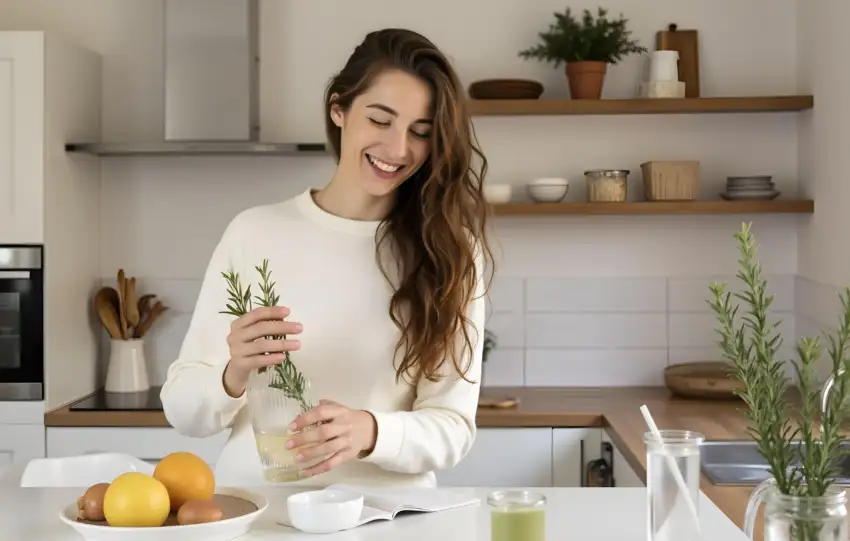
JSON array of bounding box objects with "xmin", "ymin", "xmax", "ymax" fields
[
  {"xmin": 487, "ymin": 490, "xmax": 546, "ymax": 541},
  {"xmin": 246, "ymin": 362, "xmax": 324, "ymax": 483},
  {"xmin": 744, "ymin": 477, "xmax": 848, "ymax": 541}
]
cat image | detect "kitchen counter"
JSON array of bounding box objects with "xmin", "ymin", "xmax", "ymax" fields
[
  {"xmin": 42, "ymin": 385, "xmax": 795, "ymax": 539},
  {"xmin": 5, "ymin": 484, "xmax": 747, "ymax": 540}
]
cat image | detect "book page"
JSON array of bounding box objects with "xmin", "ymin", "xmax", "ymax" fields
[{"xmin": 329, "ymin": 484, "xmax": 480, "ymax": 514}]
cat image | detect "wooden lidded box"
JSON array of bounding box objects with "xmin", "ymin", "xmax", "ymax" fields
[{"xmin": 641, "ymin": 161, "xmax": 700, "ymax": 201}]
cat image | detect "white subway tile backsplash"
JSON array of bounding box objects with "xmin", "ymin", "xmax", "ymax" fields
[
  {"xmin": 525, "ymin": 349, "xmax": 669, "ymax": 386},
  {"xmin": 486, "ymin": 277, "xmax": 524, "ymax": 314},
  {"xmin": 668, "ymin": 312, "xmax": 795, "ymax": 349},
  {"xmin": 481, "ymin": 349, "xmax": 524, "ymax": 386},
  {"xmin": 667, "ymin": 274, "xmax": 795, "ymax": 313},
  {"xmin": 97, "ymin": 274, "xmax": 840, "ymax": 389},
  {"xmin": 526, "ymin": 313, "xmax": 667, "ymax": 348},
  {"xmin": 525, "ymin": 277, "xmax": 666, "ymax": 313}
]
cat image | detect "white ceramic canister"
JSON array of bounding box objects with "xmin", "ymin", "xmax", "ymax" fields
[{"xmin": 649, "ymin": 50, "xmax": 679, "ymax": 82}]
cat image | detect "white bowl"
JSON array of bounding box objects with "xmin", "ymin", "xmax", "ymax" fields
[
  {"xmin": 483, "ymin": 183, "xmax": 512, "ymax": 204},
  {"xmin": 59, "ymin": 487, "xmax": 268, "ymax": 541},
  {"xmin": 527, "ymin": 178, "xmax": 569, "ymax": 202},
  {"xmin": 286, "ymin": 488, "xmax": 364, "ymax": 534}
]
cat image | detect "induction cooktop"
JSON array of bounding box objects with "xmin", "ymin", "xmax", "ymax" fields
[{"xmin": 69, "ymin": 386, "xmax": 164, "ymax": 411}]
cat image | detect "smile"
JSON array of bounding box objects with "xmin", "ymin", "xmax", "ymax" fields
[{"xmin": 367, "ymin": 154, "xmax": 404, "ymax": 173}]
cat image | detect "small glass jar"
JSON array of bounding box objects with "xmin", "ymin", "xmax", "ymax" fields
[
  {"xmin": 744, "ymin": 477, "xmax": 848, "ymax": 541},
  {"xmin": 585, "ymin": 169, "xmax": 629, "ymax": 202},
  {"xmin": 487, "ymin": 490, "xmax": 546, "ymax": 541}
]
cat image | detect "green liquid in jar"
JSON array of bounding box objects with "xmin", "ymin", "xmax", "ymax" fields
[{"xmin": 491, "ymin": 506, "xmax": 545, "ymax": 541}]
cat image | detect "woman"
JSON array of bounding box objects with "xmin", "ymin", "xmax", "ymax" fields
[{"xmin": 160, "ymin": 28, "xmax": 494, "ymax": 488}]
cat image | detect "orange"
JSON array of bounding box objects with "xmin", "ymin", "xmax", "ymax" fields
[
  {"xmin": 103, "ymin": 472, "xmax": 170, "ymax": 527},
  {"xmin": 153, "ymin": 452, "xmax": 215, "ymax": 511}
]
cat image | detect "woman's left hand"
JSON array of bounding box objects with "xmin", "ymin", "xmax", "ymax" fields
[{"xmin": 287, "ymin": 399, "xmax": 378, "ymax": 477}]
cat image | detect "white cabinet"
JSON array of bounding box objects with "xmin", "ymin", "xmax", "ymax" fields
[
  {"xmin": 46, "ymin": 427, "xmax": 229, "ymax": 468},
  {"xmin": 0, "ymin": 424, "xmax": 45, "ymax": 469},
  {"xmin": 436, "ymin": 428, "xmax": 553, "ymax": 487},
  {"xmin": 553, "ymin": 428, "xmax": 602, "ymax": 487},
  {"xmin": 601, "ymin": 431, "xmax": 645, "ymax": 487},
  {"xmin": 0, "ymin": 32, "xmax": 44, "ymax": 243}
]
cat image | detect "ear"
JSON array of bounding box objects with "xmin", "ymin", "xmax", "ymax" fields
[{"xmin": 329, "ymin": 93, "xmax": 345, "ymax": 128}]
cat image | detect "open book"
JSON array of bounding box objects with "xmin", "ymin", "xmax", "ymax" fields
[{"xmin": 278, "ymin": 484, "xmax": 480, "ymax": 530}]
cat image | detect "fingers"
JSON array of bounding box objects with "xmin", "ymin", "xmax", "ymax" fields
[
  {"xmin": 243, "ymin": 353, "xmax": 287, "ymax": 370},
  {"xmin": 230, "ymin": 306, "xmax": 291, "ymax": 331},
  {"xmin": 300, "ymin": 449, "xmax": 357, "ymax": 478},
  {"xmin": 239, "ymin": 320, "xmax": 303, "ymax": 343},
  {"xmin": 288, "ymin": 418, "xmax": 349, "ymax": 449},
  {"xmin": 290, "ymin": 403, "xmax": 340, "ymax": 433},
  {"xmin": 294, "ymin": 431, "xmax": 350, "ymax": 463},
  {"xmin": 238, "ymin": 337, "xmax": 301, "ymax": 357}
]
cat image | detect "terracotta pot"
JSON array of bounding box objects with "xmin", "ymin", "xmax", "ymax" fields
[{"xmin": 565, "ymin": 61, "xmax": 608, "ymax": 99}]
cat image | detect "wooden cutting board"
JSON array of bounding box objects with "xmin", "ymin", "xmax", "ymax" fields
[{"xmin": 656, "ymin": 24, "xmax": 700, "ymax": 98}]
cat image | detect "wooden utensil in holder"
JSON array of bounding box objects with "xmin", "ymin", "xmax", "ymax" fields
[{"xmin": 664, "ymin": 361, "xmax": 743, "ymax": 400}]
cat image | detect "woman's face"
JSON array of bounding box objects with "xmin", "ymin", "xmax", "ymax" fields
[{"xmin": 330, "ymin": 68, "xmax": 433, "ymax": 199}]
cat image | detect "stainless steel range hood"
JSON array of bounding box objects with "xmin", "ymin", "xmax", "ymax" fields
[{"xmin": 66, "ymin": 0, "xmax": 327, "ymax": 156}]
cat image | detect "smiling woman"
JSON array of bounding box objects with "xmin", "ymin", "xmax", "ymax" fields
[{"xmin": 159, "ymin": 28, "xmax": 496, "ymax": 488}]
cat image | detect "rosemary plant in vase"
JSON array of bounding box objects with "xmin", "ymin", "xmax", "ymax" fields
[
  {"xmin": 708, "ymin": 222, "xmax": 850, "ymax": 541},
  {"xmin": 220, "ymin": 259, "xmax": 323, "ymax": 482}
]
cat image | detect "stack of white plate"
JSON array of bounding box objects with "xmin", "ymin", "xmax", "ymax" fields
[{"xmin": 720, "ymin": 176, "xmax": 780, "ymax": 200}]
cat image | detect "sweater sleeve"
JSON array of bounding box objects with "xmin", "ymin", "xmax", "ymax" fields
[
  {"xmin": 359, "ymin": 254, "xmax": 486, "ymax": 474},
  {"xmin": 160, "ymin": 218, "xmax": 247, "ymax": 438}
]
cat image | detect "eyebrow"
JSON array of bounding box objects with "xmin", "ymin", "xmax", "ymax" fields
[{"xmin": 367, "ymin": 103, "xmax": 432, "ymax": 124}]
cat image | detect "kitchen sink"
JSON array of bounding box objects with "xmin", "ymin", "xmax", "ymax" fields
[{"xmin": 700, "ymin": 439, "xmax": 850, "ymax": 486}]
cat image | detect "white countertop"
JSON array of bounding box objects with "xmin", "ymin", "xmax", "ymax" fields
[{"xmin": 2, "ymin": 482, "xmax": 748, "ymax": 540}]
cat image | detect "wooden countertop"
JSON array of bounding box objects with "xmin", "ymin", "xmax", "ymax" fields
[{"xmin": 46, "ymin": 385, "xmax": 794, "ymax": 538}]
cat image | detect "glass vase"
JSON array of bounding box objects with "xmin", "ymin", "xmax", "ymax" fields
[
  {"xmin": 246, "ymin": 362, "xmax": 324, "ymax": 483},
  {"xmin": 744, "ymin": 477, "xmax": 848, "ymax": 541}
]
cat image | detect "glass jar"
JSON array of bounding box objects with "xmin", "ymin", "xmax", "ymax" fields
[
  {"xmin": 585, "ymin": 169, "xmax": 629, "ymax": 202},
  {"xmin": 246, "ymin": 361, "xmax": 324, "ymax": 483},
  {"xmin": 744, "ymin": 477, "xmax": 848, "ymax": 541},
  {"xmin": 487, "ymin": 490, "xmax": 546, "ymax": 541}
]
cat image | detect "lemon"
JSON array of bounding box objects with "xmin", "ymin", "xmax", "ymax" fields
[{"xmin": 103, "ymin": 472, "xmax": 170, "ymax": 527}]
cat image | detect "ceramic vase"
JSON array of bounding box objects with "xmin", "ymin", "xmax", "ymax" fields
[{"xmin": 104, "ymin": 338, "xmax": 150, "ymax": 393}]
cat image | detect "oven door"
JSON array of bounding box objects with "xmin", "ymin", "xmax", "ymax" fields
[{"xmin": 0, "ymin": 246, "xmax": 43, "ymax": 401}]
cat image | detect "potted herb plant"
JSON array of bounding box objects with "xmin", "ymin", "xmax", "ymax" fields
[
  {"xmin": 518, "ymin": 7, "xmax": 647, "ymax": 100},
  {"xmin": 708, "ymin": 222, "xmax": 850, "ymax": 540}
]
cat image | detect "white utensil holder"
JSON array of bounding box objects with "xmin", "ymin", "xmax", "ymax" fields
[{"xmin": 105, "ymin": 338, "xmax": 150, "ymax": 393}]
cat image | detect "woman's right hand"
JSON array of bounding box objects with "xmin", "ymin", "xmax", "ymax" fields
[{"xmin": 222, "ymin": 306, "xmax": 303, "ymax": 398}]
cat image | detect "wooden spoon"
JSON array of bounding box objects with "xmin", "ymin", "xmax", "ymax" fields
[
  {"xmin": 134, "ymin": 294, "xmax": 156, "ymax": 338},
  {"xmin": 94, "ymin": 287, "xmax": 123, "ymax": 339},
  {"xmin": 137, "ymin": 300, "xmax": 168, "ymax": 338},
  {"xmin": 125, "ymin": 277, "xmax": 140, "ymax": 334},
  {"xmin": 116, "ymin": 269, "xmax": 128, "ymax": 339}
]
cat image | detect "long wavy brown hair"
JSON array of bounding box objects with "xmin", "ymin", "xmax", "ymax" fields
[{"xmin": 324, "ymin": 28, "xmax": 495, "ymax": 385}]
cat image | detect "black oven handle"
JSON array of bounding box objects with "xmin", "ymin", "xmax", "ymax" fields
[{"xmin": 0, "ymin": 246, "xmax": 42, "ymax": 270}]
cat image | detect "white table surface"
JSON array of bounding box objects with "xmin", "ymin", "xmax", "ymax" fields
[{"xmin": 1, "ymin": 478, "xmax": 748, "ymax": 540}]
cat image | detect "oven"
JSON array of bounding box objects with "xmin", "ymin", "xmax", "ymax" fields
[{"xmin": 0, "ymin": 245, "xmax": 43, "ymax": 400}]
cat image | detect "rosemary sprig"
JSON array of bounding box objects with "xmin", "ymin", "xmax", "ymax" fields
[
  {"xmin": 219, "ymin": 259, "xmax": 312, "ymax": 413},
  {"xmin": 708, "ymin": 222, "xmax": 850, "ymax": 501}
]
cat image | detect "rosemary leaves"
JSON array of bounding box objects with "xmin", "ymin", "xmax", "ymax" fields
[
  {"xmin": 220, "ymin": 259, "xmax": 313, "ymax": 413},
  {"xmin": 708, "ymin": 222, "xmax": 850, "ymax": 497}
]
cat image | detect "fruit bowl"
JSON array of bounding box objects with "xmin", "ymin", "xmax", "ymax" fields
[{"xmin": 60, "ymin": 487, "xmax": 268, "ymax": 541}]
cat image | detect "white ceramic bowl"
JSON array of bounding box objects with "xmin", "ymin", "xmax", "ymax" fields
[
  {"xmin": 483, "ymin": 183, "xmax": 513, "ymax": 204},
  {"xmin": 59, "ymin": 487, "xmax": 268, "ymax": 541},
  {"xmin": 527, "ymin": 178, "xmax": 569, "ymax": 202},
  {"xmin": 286, "ymin": 488, "xmax": 364, "ymax": 534}
]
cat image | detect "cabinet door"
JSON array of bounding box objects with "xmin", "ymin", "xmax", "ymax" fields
[
  {"xmin": 46, "ymin": 427, "xmax": 229, "ymax": 468},
  {"xmin": 0, "ymin": 424, "xmax": 45, "ymax": 468},
  {"xmin": 435, "ymin": 428, "xmax": 553, "ymax": 487},
  {"xmin": 0, "ymin": 32, "xmax": 44, "ymax": 243},
  {"xmin": 601, "ymin": 431, "xmax": 645, "ymax": 487},
  {"xmin": 552, "ymin": 428, "xmax": 602, "ymax": 487}
]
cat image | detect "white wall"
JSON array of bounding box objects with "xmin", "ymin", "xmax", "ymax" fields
[
  {"xmin": 2, "ymin": 0, "xmax": 808, "ymax": 389},
  {"xmin": 795, "ymin": 0, "xmax": 850, "ymax": 381}
]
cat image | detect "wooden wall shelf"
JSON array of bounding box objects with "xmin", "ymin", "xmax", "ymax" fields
[
  {"xmin": 490, "ymin": 199, "xmax": 814, "ymax": 216},
  {"xmin": 468, "ymin": 95, "xmax": 814, "ymax": 116}
]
